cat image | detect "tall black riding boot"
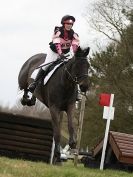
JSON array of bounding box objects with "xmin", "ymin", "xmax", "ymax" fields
[{"xmin": 28, "ymin": 69, "xmax": 46, "ymax": 93}]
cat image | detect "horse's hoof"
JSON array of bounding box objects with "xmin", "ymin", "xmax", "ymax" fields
[
  {"xmin": 53, "ymin": 158, "xmax": 62, "ymax": 166},
  {"xmin": 69, "ymin": 142, "xmax": 76, "ymax": 149},
  {"xmin": 20, "ymin": 98, "xmax": 27, "ymax": 106},
  {"xmin": 26, "ymin": 99, "xmax": 36, "ymax": 106}
]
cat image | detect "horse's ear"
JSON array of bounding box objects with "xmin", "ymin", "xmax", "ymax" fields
[
  {"xmin": 75, "ymin": 46, "xmax": 83, "ymax": 57},
  {"xmin": 83, "ymin": 47, "xmax": 90, "ymax": 57},
  {"xmin": 75, "ymin": 46, "xmax": 90, "ymax": 57},
  {"xmin": 76, "ymin": 46, "xmax": 82, "ymax": 53}
]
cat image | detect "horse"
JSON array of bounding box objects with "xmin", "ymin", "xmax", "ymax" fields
[{"xmin": 18, "ymin": 46, "xmax": 90, "ymax": 163}]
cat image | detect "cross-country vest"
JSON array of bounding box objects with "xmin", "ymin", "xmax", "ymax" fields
[{"xmin": 49, "ymin": 26, "xmax": 79, "ymax": 54}]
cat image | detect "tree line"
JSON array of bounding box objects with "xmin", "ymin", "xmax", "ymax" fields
[{"xmin": 81, "ymin": 0, "xmax": 133, "ymax": 149}]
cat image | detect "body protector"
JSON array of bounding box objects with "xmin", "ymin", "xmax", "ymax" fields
[{"xmin": 49, "ymin": 26, "xmax": 79, "ymax": 54}]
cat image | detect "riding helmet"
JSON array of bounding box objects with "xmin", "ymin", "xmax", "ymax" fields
[{"xmin": 61, "ymin": 15, "xmax": 75, "ymax": 25}]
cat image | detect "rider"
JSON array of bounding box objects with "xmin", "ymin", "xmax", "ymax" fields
[{"xmin": 28, "ymin": 15, "xmax": 80, "ymax": 93}]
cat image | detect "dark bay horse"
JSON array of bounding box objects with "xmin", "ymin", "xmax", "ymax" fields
[{"xmin": 18, "ymin": 47, "xmax": 90, "ymax": 163}]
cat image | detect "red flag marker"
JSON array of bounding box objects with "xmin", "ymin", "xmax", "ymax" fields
[
  {"xmin": 100, "ymin": 93, "xmax": 115, "ymax": 170},
  {"xmin": 99, "ymin": 93, "xmax": 111, "ymax": 106}
]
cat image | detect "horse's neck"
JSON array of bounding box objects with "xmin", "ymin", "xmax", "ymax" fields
[{"xmin": 62, "ymin": 60, "xmax": 75, "ymax": 87}]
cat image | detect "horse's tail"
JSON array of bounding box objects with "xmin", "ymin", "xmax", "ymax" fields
[{"xmin": 18, "ymin": 53, "xmax": 46, "ymax": 90}]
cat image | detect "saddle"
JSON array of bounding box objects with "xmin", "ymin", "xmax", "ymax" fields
[
  {"xmin": 45, "ymin": 58, "xmax": 64, "ymax": 75},
  {"xmin": 43, "ymin": 52, "xmax": 73, "ymax": 83},
  {"xmin": 42, "ymin": 58, "xmax": 68, "ymax": 85}
]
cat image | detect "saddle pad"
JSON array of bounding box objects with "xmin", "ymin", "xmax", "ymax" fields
[
  {"xmin": 43, "ymin": 62, "xmax": 63, "ymax": 85},
  {"xmin": 31, "ymin": 62, "xmax": 64, "ymax": 85}
]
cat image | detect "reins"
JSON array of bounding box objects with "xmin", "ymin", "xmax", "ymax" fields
[{"xmin": 62, "ymin": 57, "xmax": 88, "ymax": 84}]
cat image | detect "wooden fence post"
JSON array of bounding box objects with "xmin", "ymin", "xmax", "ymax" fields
[{"xmin": 74, "ymin": 94, "xmax": 86, "ymax": 166}]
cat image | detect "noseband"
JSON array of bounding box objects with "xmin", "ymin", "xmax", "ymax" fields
[{"xmin": 63, "ymin": 58, "xmax": 88, "ymax": 84}]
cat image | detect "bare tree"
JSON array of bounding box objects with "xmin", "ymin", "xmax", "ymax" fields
[{"xmin": 85, "ymin": 0, "xmax": 133, "ymax": 44}]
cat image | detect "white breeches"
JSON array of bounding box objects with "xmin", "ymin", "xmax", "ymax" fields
[{"xmin": 40, "ymin": 48, "xmax": 59, "ymax": 70}]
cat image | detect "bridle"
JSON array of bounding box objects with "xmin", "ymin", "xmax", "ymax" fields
[{"xmin": 63, "ymin": 57, "xmax": 88, "ymax": 84}]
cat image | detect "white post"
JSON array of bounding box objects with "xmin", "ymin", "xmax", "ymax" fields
[
  {"xmin": 100, "ymin": 94, "xmax": 114, "ymax": 170},
  {"xmin": 50, "ymin": 138, "xmax": 55, "ymax": 164}
]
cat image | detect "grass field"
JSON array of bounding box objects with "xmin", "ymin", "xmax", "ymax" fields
[{"xmin": 0, "ymin": 157, "xmax": 132, "ymax": 177}]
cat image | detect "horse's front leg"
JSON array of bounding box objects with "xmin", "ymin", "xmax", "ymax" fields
[
  {"xmin": 66, "ymin": 104, "xmax": 76, "ymax": 149},
  {"xmin": 50, "ymin": 106, "xmax": 62, "ymax": 163},
  {"xmin": 20, "ymin": 89, "xmax": 29, "ymax": 105}
]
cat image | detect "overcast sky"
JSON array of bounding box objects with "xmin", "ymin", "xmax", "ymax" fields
[{"xmin": 0, "ymin": 0, "xmax": 105, "ymax": 107}]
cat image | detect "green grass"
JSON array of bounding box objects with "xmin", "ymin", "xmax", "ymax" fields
[{"xmin": 0, "ymin": 157, "xmax": 132, "ymax": 177}]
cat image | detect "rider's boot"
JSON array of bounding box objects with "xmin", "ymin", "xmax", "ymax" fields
[{"xmin": 28, "ymin": 69, "xmax": 46, "ymax": 93}]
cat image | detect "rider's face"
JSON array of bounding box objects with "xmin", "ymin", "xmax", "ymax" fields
[{"xmin": 64, "ymin": 23, "xmax": 73, "ymax": 31}]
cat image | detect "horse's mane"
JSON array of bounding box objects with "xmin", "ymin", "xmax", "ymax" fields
[{"xmin": 64, "ymin": 54, "xmax": 89, "ymax": 69}]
